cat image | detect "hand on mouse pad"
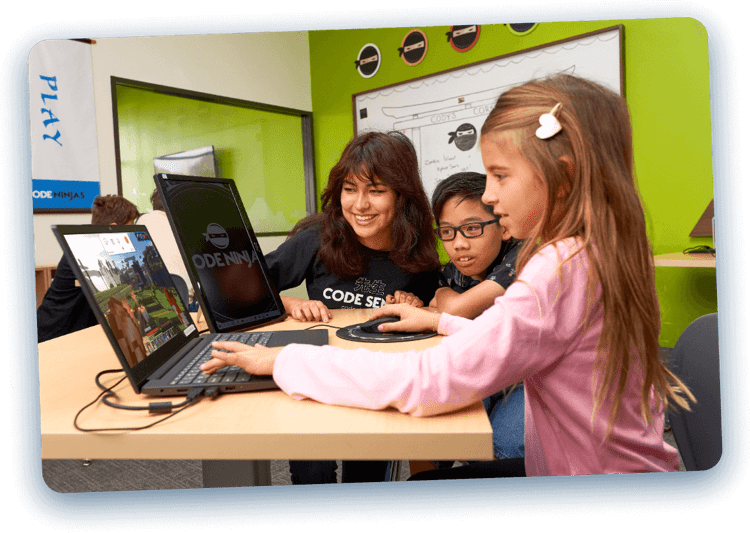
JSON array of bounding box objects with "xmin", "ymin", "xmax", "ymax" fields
[
  {"xmin": 358, "ymin": 315, "xmax": 402, "ymax": 333},
  {"xmin": 336, "ymin": 306, "xmax": 438, "ymax": 343},
  {"xmin": 364, "ymin": 304, "xmax": 442, "ymax": 334}
]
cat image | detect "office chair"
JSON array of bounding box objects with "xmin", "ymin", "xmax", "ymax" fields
[
  {"xmin": 385, "ymin": 460, "xmax": 402, "ymax": 481},
  {"xmin": 668, "ymin": 313, "xmax": 722, "ymax": 471},
  {"xmin": 170, "ymin": 274, "xmax": 190, "ymax": 308}
]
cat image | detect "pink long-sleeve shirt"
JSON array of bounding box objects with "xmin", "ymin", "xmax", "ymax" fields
[{"xmin": 273, "ymin": 239, "xmax": 679, "ymax": 476}]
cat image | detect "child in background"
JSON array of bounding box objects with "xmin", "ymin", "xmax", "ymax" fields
[
  {"xmin": 430, "ymin": 171, "xmax": 524, "ymax": 462},
  {"xmin": 202, "ymin": 74, "xmax": 695, "ymax": 477},
  {"xmin": 37, "ymin": 195, "xmax": 139, "ymax": 343}
]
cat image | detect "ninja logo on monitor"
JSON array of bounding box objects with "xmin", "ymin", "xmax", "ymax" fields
[{"xmin": 159, "ymin": 180, "xmax": 282, "ymax": 330}]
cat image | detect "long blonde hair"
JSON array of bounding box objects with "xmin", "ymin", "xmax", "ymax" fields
[{"xmin": 481, "ymin": 74, "xmax": 694, "ymax": 437}]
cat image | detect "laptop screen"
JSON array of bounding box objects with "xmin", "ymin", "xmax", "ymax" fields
[
  {"xmin": 154, "ymin": 174, "xmax": 285, "ymax": 332},
  {"xmin": 60, "ymin": 229, "xmax": 196, "ymax": 369}
]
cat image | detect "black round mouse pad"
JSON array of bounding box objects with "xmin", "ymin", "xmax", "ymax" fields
[{"xmin": 336, "ymin": 325, "xmax": 437, "ymax": 343}]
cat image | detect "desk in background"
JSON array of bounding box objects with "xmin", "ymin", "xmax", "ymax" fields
[
  {"xmin": 38, "ymin": 309, "xmax": 492, "ymax": 487},
  {"xmin": 653, "ymin": 252, "xmax": 715, "ymax": 268}
]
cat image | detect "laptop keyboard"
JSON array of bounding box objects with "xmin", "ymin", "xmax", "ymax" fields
[{"xmin": 169, "ymin": 332, "xmax": 273, "ymax": 386}]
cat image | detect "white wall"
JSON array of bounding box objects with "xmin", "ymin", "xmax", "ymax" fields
[{"xmin": 33, "ymin": 30, "xmax": 312, "ymax": 298}]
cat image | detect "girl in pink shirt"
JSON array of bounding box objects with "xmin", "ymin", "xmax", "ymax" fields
[{"xmin": 201, "ymin": 74, "xmax": 695, "ymax": 477}]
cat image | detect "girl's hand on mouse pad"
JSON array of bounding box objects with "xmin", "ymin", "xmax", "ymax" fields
[
  {"xmin": 369, "ymin": 304, "xmax": 442, "ymax": 333},
  {"xmin": 200, "ymin": 342, "xmax": 282, "ymax": 375}
]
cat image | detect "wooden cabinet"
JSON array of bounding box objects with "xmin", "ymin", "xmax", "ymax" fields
[{"xmin": 35, "ymin": 265, "xmax": 58, "ymax": 308}]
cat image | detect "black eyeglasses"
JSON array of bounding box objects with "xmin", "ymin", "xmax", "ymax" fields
[{"xmin": 434, "ymin": 219, "xmax": 499, "ymax": 241}]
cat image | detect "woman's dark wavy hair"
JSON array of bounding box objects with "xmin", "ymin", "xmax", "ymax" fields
[{"xmin": 291, "ymin": 131, "xmax": 440, "ymax": 278}]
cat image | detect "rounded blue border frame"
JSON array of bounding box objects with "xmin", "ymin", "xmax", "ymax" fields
[{"xmin": 8, "ymin": 2, "xmax": 748, "ymax": 529}]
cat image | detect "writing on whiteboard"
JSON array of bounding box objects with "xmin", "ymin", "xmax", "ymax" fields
[{"xmin": 354, "ymin": 28, "xmax": 622, "ymax": 203}]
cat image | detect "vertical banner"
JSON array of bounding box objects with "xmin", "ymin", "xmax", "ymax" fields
[{"xmin": 29, "ymin": 40, "xmax": 100, "ymax": 211}]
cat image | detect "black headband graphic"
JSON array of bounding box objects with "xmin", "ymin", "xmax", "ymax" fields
[
  {"xmin": 356, "ymin": 43, "xmax": 381, "ymax": 78},
  {"xmin": 448, "ymin": 123, "xmax": 478, "ymax": 151},
  {"xmin": 398, "ymin": 29, "xmax": 428, "ymax": 66},
  {"xmin": 446, "ymin": 25, "xmax": 481, "ymax": 52}
]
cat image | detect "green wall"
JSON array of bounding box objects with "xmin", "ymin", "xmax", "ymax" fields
[
  {"xmin": 116, "ymin": 85, "xmax": 308, "ymax": 234},
  {"xmin": 308, "ymin": 18, "xmax": 715, "ymax": 347}
]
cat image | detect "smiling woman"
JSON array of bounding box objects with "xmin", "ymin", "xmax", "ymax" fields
[
  {"xmin": 340, "ymin": 175, "xmax": 397, "ymax": 251},
  {"xmin": 260, "ymin": 130, "xmax": 441, "ymax": 486},
  {"xmin": 264, "ymin": 130, "xmax": 441, "ymax": 322}
]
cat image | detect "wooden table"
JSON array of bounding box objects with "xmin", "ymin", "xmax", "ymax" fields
[
  {"xmin": 653, "ymin": 252, "xmax": 716, "ymax": 268},
  {"xmin": 38, "ymin": 309, "xmax": 493, "ymax": 486}
]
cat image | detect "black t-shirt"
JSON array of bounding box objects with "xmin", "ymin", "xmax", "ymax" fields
[
  {"xmin": 265, "ymin": 225, "xmax": 438, "ymax": 309},
  {"xmin": 37, "ymin": 255, "xmax": 99, "ymax": 343},
  {"xmin": 438, "ymin": 238, "xmax": 523, "ymax": 294}
]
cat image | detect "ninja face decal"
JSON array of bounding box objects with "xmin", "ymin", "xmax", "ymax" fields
[
  {"xmin": 356, "ymin": 43, "xmax": 381, "ymax": 78},
  {"xmin": 507, "ymin": 23, "xmax": 538, "ymax": 36},
  {"xmin": 448, "ymin": 123, "xmax": 478, "ymax": 151},
  {"xmin": 398, "ymin": 29, "xmax": 428, "ymax": 66},
  {"xmin": 446, "ymin": 25, "xmax": 481, "ymax": 52}
]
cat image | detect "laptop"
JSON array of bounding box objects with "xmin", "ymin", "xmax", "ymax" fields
[
  {"xmin": 52, "ymin": 224, "xmax": 328, "ymax": 397},
  {"xmin": 153, "ymin": 173, "xmax": 296, "ymax": 334}
]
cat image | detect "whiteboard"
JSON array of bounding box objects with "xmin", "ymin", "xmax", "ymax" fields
[{"xmin": 353, "ymin": 26, "xmax": 623, "ymax": 203}]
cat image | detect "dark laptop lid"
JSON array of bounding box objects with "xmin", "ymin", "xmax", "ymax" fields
[
  {"xmin": 152, "ymin": 173, "xmax": 286, "ymax": 333},
  {"xmin": 52, "ymin": 224, "xmax": 200, "ymax": 393}
]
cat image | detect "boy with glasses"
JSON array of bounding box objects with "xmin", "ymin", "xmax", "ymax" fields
[
  {"xmin": 430, "ymin": 172, "xmax": 522, "ymax": 318},
  {"xmin": 428, "ymin": 171, "xmax": 525, "ymax": 465}
]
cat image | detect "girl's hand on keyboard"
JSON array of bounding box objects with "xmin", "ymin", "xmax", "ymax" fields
[{"xmin": 200, "ymin": 341, "xmax": 282, "ymax": 376}]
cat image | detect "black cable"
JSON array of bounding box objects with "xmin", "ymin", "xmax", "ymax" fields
[
  {"xmin": 683, "ymin": 245, "xmax": 715, "ymax": 256},
  {"xmin": 101, "ymin": 389, "xmax": 198, "ymax": 412},
  {"xmin": 94, "ymin": 369, "xmax": 128, "ymax": 392},
  {"xmin": 75, "ymin": 324, "xmax": 337, "ymax": 433},
  {"xmin": 73, "ymin": 369, "xmax": 205, "ymax": 432},
  {"xmin": 303, "ymin": 323, "xmax": 341, "ymax": 330}
]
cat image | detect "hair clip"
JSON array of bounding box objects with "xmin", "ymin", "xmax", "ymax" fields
[{"xmin": 535, "ymin": 103, "xmax": 563, "ymax": 140}]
